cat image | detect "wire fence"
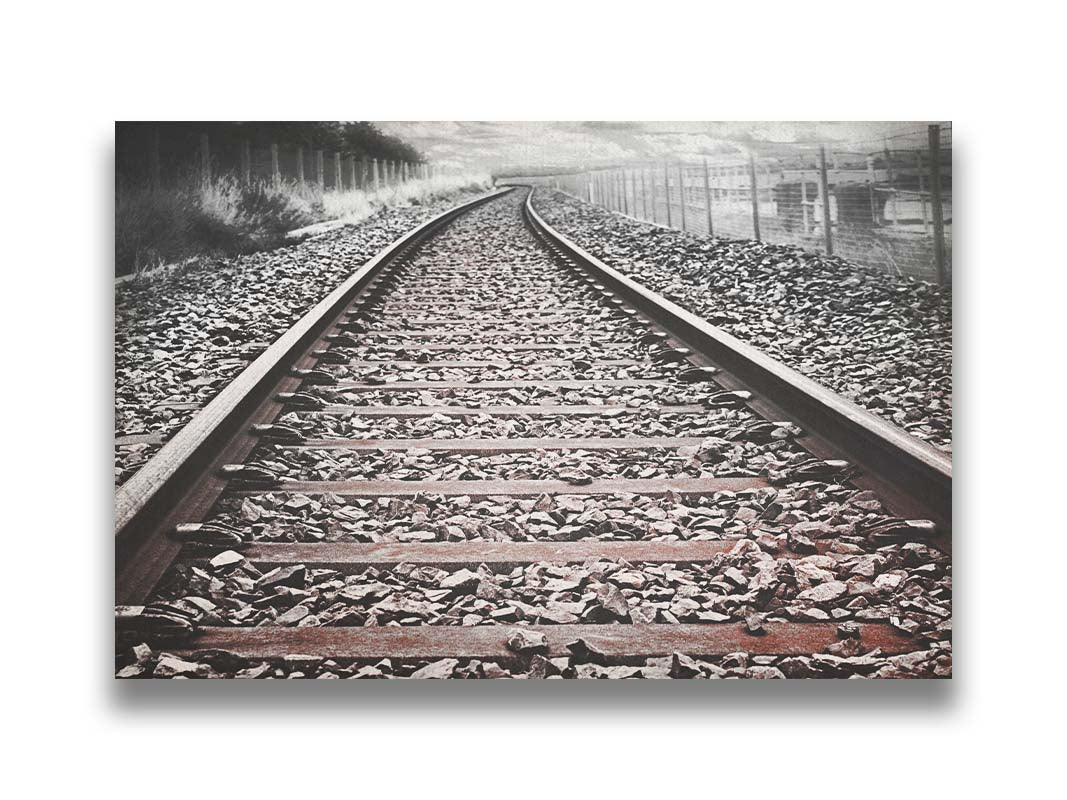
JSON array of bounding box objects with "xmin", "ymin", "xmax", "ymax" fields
[{"xmin": 518, "ymin": 123, "xmax": 952, "ymax": 284}]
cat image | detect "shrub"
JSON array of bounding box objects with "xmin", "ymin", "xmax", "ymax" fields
[
  {"xmin": 115, "ymin": 189, "xmax": 198, "ymax": 275},
  {"xmin": 115, "ymin": 171, "xmax": 490, "ymax": 276}
]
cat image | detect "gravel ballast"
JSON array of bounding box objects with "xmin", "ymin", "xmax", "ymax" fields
[{"xmin": 531, "ymin": 189, "xmax": 953, "ymax": 452}]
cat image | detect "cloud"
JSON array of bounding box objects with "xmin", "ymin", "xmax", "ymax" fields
[{"xmin": 377, "ymin": 121, "xmax": 940, "ymax": 173}]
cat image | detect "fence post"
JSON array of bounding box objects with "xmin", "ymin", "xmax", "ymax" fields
[
  {"xmin": 678, "ymin": 164, "xmax": 687, "ymax": 231},
  {"xmin": 701, "ymin": 158, "xmax": 713, "ymax": 236},
  {"xmin": 635, "ymin": 168, "xmax": 641, "ymax": 219},
  {"xmin": 199, "ymin": 133, "xmax": 211, "ymax": 186},
  {"xmin": 334, "ymin": 152, "xmax": 343, "ymax": 190},
  {"xmin": 866, "ymin": 155, "xmax": 878, "ymax": 223},
  {"xmin": 621, "ymin": 170, "xmax": 629, "ymax": 215},
  {"xmin": 631, "ymin": 169, "xmax": 640, "ymax": 219},
  {"xmin": 801, "ymin": 177, "xmax": 809, "ymax": 233},
  {"xmin": 928, "ymin": 124, "xmax": 947, "ymax": 286},
  {"xmin": 630, "ymin": 170, "xmax": 637, "ymax": 219},
  {"xmin": 664, "ymin": 163, "xmax": 672, "ymax": 227},
  {"xmin": 649, "ymin": 169, "xmax": 657, "ymax": 223},
  {"xmin": 885, "ymin": 139, "xmax": 898, "ymax": 224},
  {"xmin": 296, "ymin": 146, "xmax": 305, "ymax": 183},
  {"xmin": 747, "ymin": 153, "xmax": 761, "ymax": 240},
  {"xmin": 314, "ymin": 150, "xmax": 324, "ymax": 187},
  {"xmin": 372, "ymin": 158, "xmax": 380, "ymax": 190},
  {"xmin": 149, "ymin": 125, "xmax": 161, "ymax": 191},
  {"xmin": 917, "ymin": 151, "xmax": 929, "ymax": 234},
  {"xmin": 818, "ymin": 145, "xmax": 833, "ymax": 255},
  {"xmin": 240, "ymin": 140, "xmax": 251, "ymax": 184},
  {"xmin": 349, "ymin": 157, "xmax": 357, "ymax": 190}
]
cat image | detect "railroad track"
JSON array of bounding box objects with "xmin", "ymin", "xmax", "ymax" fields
[{"xmin": 115, "ymin": 187, "xmax": 952, "ymax": 679}]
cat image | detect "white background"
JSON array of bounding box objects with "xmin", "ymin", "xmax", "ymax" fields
[{"xmin": 1, "ymin": 1, "xmax": 1062, "ymax": 796}]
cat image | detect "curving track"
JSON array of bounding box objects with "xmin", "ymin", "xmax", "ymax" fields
[{"xmin": 115, "ymin": 188, "xmax": 951, "ymax": 679}]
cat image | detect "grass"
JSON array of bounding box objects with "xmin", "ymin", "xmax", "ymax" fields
[
  {"xmin": 116, "ymin": 171, "xmax": 491, "ymax": 277},
  {"xmin": 320, "ymin": 173, "xmax": 492, "ymax": 224}
]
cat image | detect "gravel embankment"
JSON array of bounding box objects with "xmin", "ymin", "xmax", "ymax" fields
[
  {"xmin": 114, "ymin": 190, "xmax": 488, "ymax": 485},
  {"xmin": 532, "ymin": 190, "xmax": 953, "ymax": 452}
]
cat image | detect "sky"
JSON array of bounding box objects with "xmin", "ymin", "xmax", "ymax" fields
[{"xmin": 378, "ymin": 121, "xmax": 942, "ymax": 174}]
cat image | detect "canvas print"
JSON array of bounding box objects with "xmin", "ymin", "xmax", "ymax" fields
[{"xmin": 115, "ymin": 121, "xmax": 952, "ymax": 679}]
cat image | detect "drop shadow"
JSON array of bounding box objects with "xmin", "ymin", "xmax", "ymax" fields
[
  {"xmin": 105, "ymin": 671, "xmax": 955, "ymax": 717},
  {"xmin": 100, "ymin": 134, "xmax": 961, "ymax": 719}
]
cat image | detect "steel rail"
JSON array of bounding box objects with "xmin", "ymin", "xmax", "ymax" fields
[
  {"xmin": 522, "ymin": 189, "xmax": 953, "ymax": 539},
  {"xmin": 115, "ymin": 187, "xmax": 514, "ymax": 603}
]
